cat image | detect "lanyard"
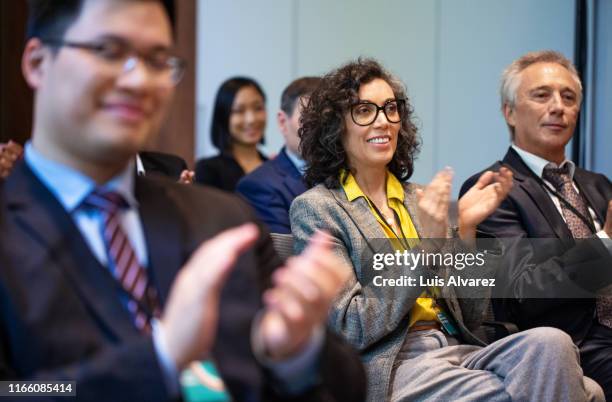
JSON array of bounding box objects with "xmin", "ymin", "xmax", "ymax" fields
[
  {"xmin": 500, "ymin": 163, "xmax": 596, "ymax": 233},
  {"xmin": 534, "ymin": 172, "xmax": 596, "ymax": 233},
  {"xmin": 367, "ymin": 199, "xmax": 412, "ymax": 251}
]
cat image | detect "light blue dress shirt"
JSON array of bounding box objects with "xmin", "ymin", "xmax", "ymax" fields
[
  {"xmin": 284, "ymin": 148, "xmax": 307, "ymax": 175},
  {"xmin": 25, "ymin": 142, "xmax": 179, "ymax": 395},
  {"xmin": 25, "ymin": 142, "xmax": 323, "ymax": 397}
]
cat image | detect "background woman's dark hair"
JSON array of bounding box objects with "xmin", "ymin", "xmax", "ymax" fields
[
  {"xmin": 210, "ymin": 76, "xmax": 266, "ymax": 152},
  {"xmin": 300, "ymin": 58, "xmax": 420, "ymax": 188}
]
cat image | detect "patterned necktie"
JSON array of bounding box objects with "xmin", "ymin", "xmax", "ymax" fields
[
  {"xmin": 83, "ymin": 190, "xmax": 161, "ymax": 333},
  {"xmin": 542, "ymin": 164, "xmax": 612, "ymax": 328}
]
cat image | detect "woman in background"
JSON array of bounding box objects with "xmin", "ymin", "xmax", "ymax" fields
[{"xmin": 195, "ymin": 77, "xmax": 267, "ymax": 191}]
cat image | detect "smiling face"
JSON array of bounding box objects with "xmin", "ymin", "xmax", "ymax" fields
[
  {"xmin": 228, "ymin": 85, "xmax": 266, "ymax": 147},
  {"xmin": 504, "ymin": 62, "xmax": 581, "ymax": 163},
  {"xmin": 24, "ymin": 0, "xmax": 174, "ymax": 177},
  {"xmin": 342, "ymin": 78, "xmax": 400, "ymax": 174}
]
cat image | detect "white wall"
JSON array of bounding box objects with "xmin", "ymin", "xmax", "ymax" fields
[
  {"xmin": 197, "ymin": 0, "xmax": 575, "ymax": 193},
  {"xmin": 592, "ymin": 0, "xmax": 612, "ymax": 177}
]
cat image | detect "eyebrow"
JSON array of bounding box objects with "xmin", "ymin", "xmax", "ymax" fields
[
  {"xmin": 357, "ymin": 98, "xmax": 397, "ymax": 104},
  {"xmin": 529, "ymin": 85, "xmax": 577, "ymax": 93}
]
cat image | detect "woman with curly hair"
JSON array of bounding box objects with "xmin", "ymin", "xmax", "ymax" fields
[{"xmin": 289, "ymin": 58, "xmax": 599, "ymax": 402}]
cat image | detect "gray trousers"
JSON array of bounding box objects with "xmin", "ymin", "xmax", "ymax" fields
[{"xmin": 389, "ymin": 327, "xmax": 604, "ymax": 402}]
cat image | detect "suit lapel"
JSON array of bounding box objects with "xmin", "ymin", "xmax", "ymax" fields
[
  {"xmin": 4, "ymin": 163, "xmax": 138, "ymax": 340},
  {"xmin": 274, "ymin": 149, "xmax": 308, "ymax": 197},
  {"xmin": 503, "ymin": 148, "xmax": 573, "ymax": 240},
  {"xmin": 135, "ymin": 177, "xmax": 183, "ymax": 306},
  {"xmin": 574, "ymin": 168, "xmax": 608, "ymax": 223}
]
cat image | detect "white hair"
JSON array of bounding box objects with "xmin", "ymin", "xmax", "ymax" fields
[{"xmin": 500, "ymin": 50, "xmax": 582, "ymax": 138}]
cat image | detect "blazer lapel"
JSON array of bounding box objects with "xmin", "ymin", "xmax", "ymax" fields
[
  {"xmin": 4, "ymin": 163, "xmax": 138, "ymax": 340},
  {"xmin": 503, "ymin": 148, "xmax": 573, "ymax": 240},
  {"xmin": 402, "ymin": 183, "xmax": 424, "ymax": 237},
  {"xmin": 329, "ymin": 187, "xmax": 392, "ymax": 255},
  {"xmin": 283, "ymin": 174, "xmax": 307, "ymax": 198},
  {"xmin": 274, "ymin": 149, "xmax": 308, "ymax": 197},
  {"xmin": 135, "ymin": 177, "xmax": 184, "ymax": 307},
  {"xmin": 574, "ymin": 168, "xmax": 608, "ymax": 223}
]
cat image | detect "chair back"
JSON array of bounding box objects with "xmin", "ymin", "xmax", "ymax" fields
[{"xmin": 270, "ymin": 233, "xmax": 295, "ymax": 262}]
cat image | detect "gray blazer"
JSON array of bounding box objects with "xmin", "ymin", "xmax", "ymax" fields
[{"xmin": 290, "ymin": 182, "xmax": 497, "ymax": 401}]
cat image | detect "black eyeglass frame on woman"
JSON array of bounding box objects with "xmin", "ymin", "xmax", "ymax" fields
[{"xmin": 350, "ymin": 99, "xmax": 406, "ymax": 126}]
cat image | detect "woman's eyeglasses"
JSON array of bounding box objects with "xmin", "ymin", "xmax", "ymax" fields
[{"xmin": 350, "ymin": 99, "xmax": 405, "ymax": 126}]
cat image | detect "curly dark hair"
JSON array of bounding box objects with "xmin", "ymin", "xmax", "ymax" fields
[{"xmin": 299, "ymin": 58, "xmax": 420, "ymax": 188}]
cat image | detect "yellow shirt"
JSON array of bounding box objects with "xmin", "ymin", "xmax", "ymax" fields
[{"xmin": 341, "ymin": 170, "xmax": 439, "ymax": 328}]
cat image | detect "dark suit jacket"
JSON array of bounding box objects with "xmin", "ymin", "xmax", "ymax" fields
[
  {"xmin": 236, "ymin": 148, "xmax": 308, "ymax": 234},
  {"xmin": 0, "ymin": 161, "xmax": 365, "ymax": 402},
  {"xmin": 195, "ymin": 151, "xmax": 268, "ymax": 192},
  {"xmin": 460, "ymin": 147, "xmax": 612, "ymax": 342},
  {"xmin": 138, "ymin": 151, "xmax": 188, "ymax": 180}
]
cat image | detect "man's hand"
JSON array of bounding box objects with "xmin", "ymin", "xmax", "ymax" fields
[
  {"xmin": 257, "ymin": 231, "xmax": 350, "ymax": 361},
  {"xmin": 604, "ymin": 200, "xmax": 612, "ymax": 238},
  {"xmin": 416, "ymin": 168, "xmax": 453, "ymax": 239},
  {"xmin": 0, "ymin": 141, "xmax": 23, "ymax": 179},
  {"xmin": 160, "ymin": 223, "xmax": 259, "ymax": 370},
  {"xmin": 458, "ymin": 167, "xmax": 513, "ymax": 239},
  {"xmin": 178, "ymin": 169, "xmax": 195, "ymax": 184}
]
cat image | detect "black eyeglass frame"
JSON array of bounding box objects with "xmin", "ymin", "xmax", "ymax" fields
[
  {"xmin": 350, "ymin": 99, "xmax": 406, "ymax": 126},
  {"xmin": 41, "ymin": 38, "xmax": 187, "ymax": 85}
]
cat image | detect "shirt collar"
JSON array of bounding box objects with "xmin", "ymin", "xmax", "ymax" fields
[
  {"xmin": 511, "ymin": 144, "xmax": 575, "ymax": 180},
  {"xmin": 25, "ymin": 142, "xmax": 138, "ymax": 212},
  {"xmin": 284, "ymin": 147, "xmax": 306, "ymax": 175},
  {"xmin": 386, "ymin": 172, "xmax": 405, "ymax": 202},
  {"xmin": 341, "ymin": 170, "xmax": 405, "ymax": 203},
  {"xmin": 135, "ymin": 154, "xmax": 146, "ymax": 176}
]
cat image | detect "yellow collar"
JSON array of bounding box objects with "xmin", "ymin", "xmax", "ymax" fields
[{"xmin": 341, "ymin": 170, "xmax": 405, "ymax": 203}]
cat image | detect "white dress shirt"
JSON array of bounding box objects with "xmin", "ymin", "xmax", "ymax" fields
[{"xmin": 511, "ymin": 144, "xmax": 610, "ymax": 246}]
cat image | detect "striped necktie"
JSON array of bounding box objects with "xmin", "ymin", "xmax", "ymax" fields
[
  {"xmin": 83, "ymin": 190, "xmax": 161, "ymax": 333},
  {"xmin": 543, "ymin": 164, "xmax": 612, "ymax": 328}
]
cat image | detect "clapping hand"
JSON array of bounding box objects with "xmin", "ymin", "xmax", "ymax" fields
[
  {"xmin": 0, "ymin": 141, "xmax": 23, "ymax": 179},
  {"xmin": 160, "ymin": 224, "xmax": 259, "ymax": 370},
  {"xmin": 416, "ymin": 168, "xmax": 453, "ymax": 240},
  {"xmin": 458, "ymin": 167, "xmax": 513, "ymax": 239},
  {"xmin": 178, "ymin": 169, "xmax": 195, "ymax": 184},
  {"xmin": 257, "ymin": 231, "xmax": 351, "ymax": 360}
]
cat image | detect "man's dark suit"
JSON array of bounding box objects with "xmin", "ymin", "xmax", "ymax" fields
[
  {"xmin": 236, "ymin": 148, "xmax": 307, "ymax": 234},
  {"xmin": 460, "ymin": 146, "xmax": 612, "ymax": 397},
  {"xmin": 138, "ymin": 151, "xmax": 188, "ymax": 180},
  {"xmin": 0, "ymin": 161, "xmax": 365, "ymax": 402}
]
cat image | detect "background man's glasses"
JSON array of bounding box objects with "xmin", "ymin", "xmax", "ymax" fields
[
  {"xmin": 42, "ymin": 38, "xmax": 186, "ymax": 86},
  {"xmin": 351, "ymin": 99, "xmax": 405, "ymax": 126}
]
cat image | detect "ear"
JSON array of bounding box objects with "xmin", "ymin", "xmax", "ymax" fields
[
  {"xmin": 22, "ymin": 38, "xmax": 49, "ymax": 90},
  {"xmin": 277, "ymin": 110, "xmax": 288, "ymax": 136},
  {"xmin": 503, "ymin": 103, "xmax": 516, "ymax": 128}
]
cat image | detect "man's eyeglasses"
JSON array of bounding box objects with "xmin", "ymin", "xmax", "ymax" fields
[
  {"xmin": 42, "ymin": 38, "xmax": 186, "ymax": 86},
  {"xmin": 350, "ymin": 99, "xmax": 405, "ymax": 126}
]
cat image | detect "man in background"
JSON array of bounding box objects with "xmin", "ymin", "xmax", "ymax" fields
[
  {"xmin": 461, "ymin": 50, "xmax": 612, "ymax": 399},
  {"xmin": 237, "ymin": 77, "xmax": 320, "ymax": 234}
]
